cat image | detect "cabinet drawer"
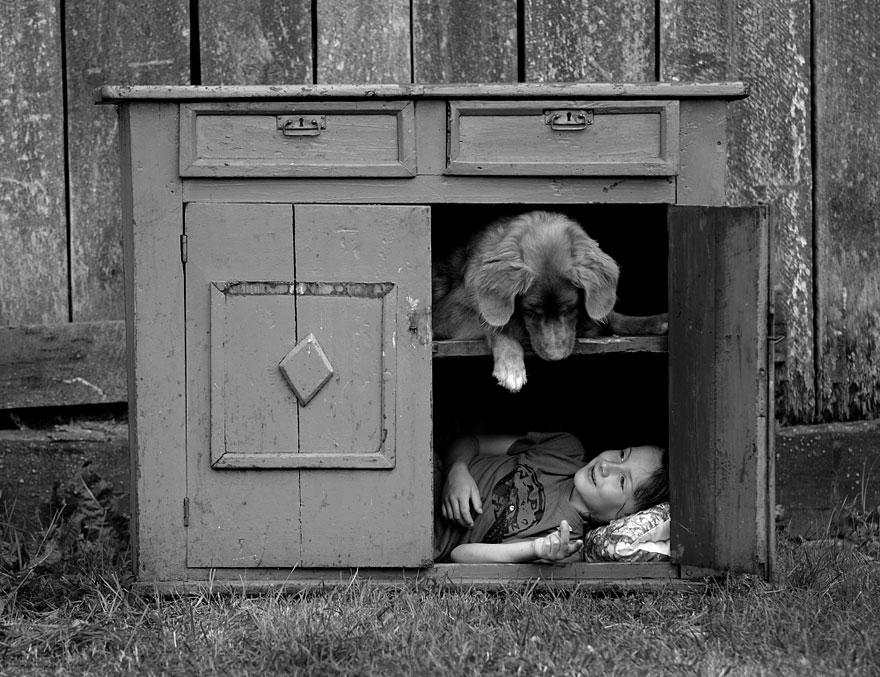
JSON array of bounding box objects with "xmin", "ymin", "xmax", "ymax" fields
[
  {"xmin": 179, "ymin": 101, "xmax": 416, "ymax": 177},
  {"xmin": 447, "ymin": 100, "xmax": 679, "ymax": 176}
]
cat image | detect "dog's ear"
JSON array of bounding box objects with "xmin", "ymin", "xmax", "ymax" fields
[
  {"xmin": 473, "ymin": 239, "xmax": 534, "ymax": 326},
  {"xmin": 568, "ymin": 227, "xmax": 619, "ymax": 321}
]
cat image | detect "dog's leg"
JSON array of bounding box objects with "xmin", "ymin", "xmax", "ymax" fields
[
  {"xmin": 606, "ymin": 310, "xmax": 669, "ymax": 336},
  {"xmin": 487, "ymin": 332, "xmax": 527, "ymax": 392}
]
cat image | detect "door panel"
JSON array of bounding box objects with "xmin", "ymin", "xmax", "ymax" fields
[
  {"xmin": 668, "ymin": 205, "xmax": 773, "ymax": 577},
  {"xmin": 185, "ymin": 203, "xmax": 302, "ymax": 567},
  {"xmin": 184, "ymin": 202, "xmax": 432, "ymax": 568},
  {"xmin": 294, "ymin": 205, "xmax": 433, "ymax": 567}
]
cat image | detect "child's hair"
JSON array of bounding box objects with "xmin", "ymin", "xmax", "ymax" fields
[{"xmin": 632, "ymin": 446, "xmax": 669, "ymax": 511}]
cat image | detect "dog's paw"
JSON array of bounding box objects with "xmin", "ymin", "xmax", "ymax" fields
[{"xmin": 493, "ymin": 353, "xmax": 527, "ymax": 392}]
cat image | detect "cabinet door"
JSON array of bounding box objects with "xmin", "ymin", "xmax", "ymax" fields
[
  {"xmin": 184, "ymin": 203, "xmax": 433, "ymax": 567},
  {"xmin": 668, "ymin": 206, "xmax": 774, "ymax": 578}
]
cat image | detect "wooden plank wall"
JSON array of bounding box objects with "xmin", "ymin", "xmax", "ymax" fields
[
  {"xmin": 813, "ymin": 0, "xmax": 880, "ymax": 420},
  {"xmin": 660, "ymin": 0, "xmax": 814, "ymax": 423},
  {"xmin": 1, "ymin": 0, "xmax": 877, "ymax": 423}
]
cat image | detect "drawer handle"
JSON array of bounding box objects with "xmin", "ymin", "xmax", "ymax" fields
[
  {"xmin": 276, "ymin": 115, "xmax": 326, "ymax": 137},
  {"xmin": 543, "ymin": 109, "xmax": 593, "ymax": 131}
]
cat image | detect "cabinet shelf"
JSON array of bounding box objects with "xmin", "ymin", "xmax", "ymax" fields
[{"xmin": 432, "ymin": 335, "xmax": 668, "ymax": 358}]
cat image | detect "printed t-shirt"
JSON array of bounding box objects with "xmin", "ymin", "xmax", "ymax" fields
[{"xmin": 434, "ymin": 431, "xmax": 586, "ymax": 562}]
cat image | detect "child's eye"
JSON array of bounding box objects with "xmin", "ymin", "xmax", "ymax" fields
[{"xmin": 619, "ymin": 449, "xmax": 626, "ymax": 461}]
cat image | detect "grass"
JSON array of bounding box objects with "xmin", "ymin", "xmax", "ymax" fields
[
  {"xmin": 1, "ymin": 479, "xmax": 879, "ymax": 676},
  {"xmin": 1, "ymin": 543, "xmax": 878, "ymax": 675}
]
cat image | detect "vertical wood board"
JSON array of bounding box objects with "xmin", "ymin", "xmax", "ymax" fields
[
  {"xmin": 525, "ymin": 0, "xmax": 655, "ymax": 81},
  {"xmin": 199, "ymin": 0, "xmax": 312, "ymax": 85},
  {"xmin": 0, "ymin": 0, "xmax": 68, "ymax": 324},
  {"xmin": 668, "ymin": 209, "xmax": 717, "ymax": 567},
  {"xmin": 660, "ymin": 0, "xmax": 813, "ymax": 423},
  {"xmin": 65, "ymin": 0, "xmax": 189, "ymax": 322},
  {"xmin": 316, "ymin": 0, "xmax": 410, "ymax": 83},
  {"xmin": 119, "ymin": 103, "xmax": 187, "ymax": 580},
  {"xmin": 185, "ymin": 203, "xmax": 303, "ymax": 567},
  {"xmin": 295, "ymin": 204, "xmax": 433, "ymax": 567},
  {"xmin": 412, "ymin": 0, "xmax": 517, "ymax": 82},
  {"xmin": 813, "ymin": 0, "xmax": 880, "ymax": 420},
  {"xmin": 669, "ymin": 206, "xmax": 771, "ymax": 574}
]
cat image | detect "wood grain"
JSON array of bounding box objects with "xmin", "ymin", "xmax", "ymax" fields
[
  {"xmin": 0, "ymin": 0, "xmax": 68, "ymax": 324},
  {"xmin": 295, "ymin": 204, "xmax": 433, "ymax": 567},
  {"xmin": 813, "ymin": 0, "xmax": 880, "ymax": 420},
  {"xmin": 118, "ymin": 102, "xmax": 187, "ymax": 581},
  {"xmin": 660, "ymin": 0, "xmax": 814, "ymax": 423},
  {"xmin": 412, "ymin": 0, "xmax": 517, "ymax": 82},
  {"xmin": 65, "ymin": 0, "xmax": 189, "ymax": 322},
  {"xmin": 669, "ymin": 206, "xmax": 771, "ymax": 575},
  {"xmin": 0, "ymin": 321, "xmax": 126, "ymax": 409},
  {"xmin": 184, "ymin": 202, "xmax": 306, "ymax": 569},
  {"xmin": 316, "ymin": 0, "xmax": 410, "ymax": 83},
  {"xmin": 525, "ymin": 0, "xmax": 655, "ymax": 81},
  {"xmin": 434, "ymin": 337, "xmax": 667, "ymax": 358},
  {"xmin": 199, "ymin": 0, "xmax": 312, "ymax": 85},
  {"xmin": 99, "ymin": 82, "xmax": 748, "ymax": 101}
]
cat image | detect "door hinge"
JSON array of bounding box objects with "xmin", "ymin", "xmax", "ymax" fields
[
  {"xmin": 183, "ymin": 497, "xmax": 189, "ymax": 527},
  {"xmin": 180, "ymin": 233, "xmax": 188, "ymax": 264}
]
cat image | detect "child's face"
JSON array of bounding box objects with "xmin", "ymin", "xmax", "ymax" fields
[{"xmin": 571, "ymin": 445, "xmax": 663, "ymax": 523}]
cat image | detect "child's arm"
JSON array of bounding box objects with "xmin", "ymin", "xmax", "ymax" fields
[
  {"xmin": 441, "ymin": 434, "xmax": 520, "ymax": 528},
  {"xmin": 449, "ymin": 520, "xmax": 583, "ymax": 564}
]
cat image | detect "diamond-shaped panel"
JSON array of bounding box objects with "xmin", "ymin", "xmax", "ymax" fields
[{"xmin": 278, "ymin": 333, "xmax": 334, "ymax": 406}]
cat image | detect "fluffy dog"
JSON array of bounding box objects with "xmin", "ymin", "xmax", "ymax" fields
[{"xmin": 432, "ymin": 211, "xmax": 666, "ymax": 392}]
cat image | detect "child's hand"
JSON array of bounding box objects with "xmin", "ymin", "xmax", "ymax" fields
[
  {"xmin": 442, "ymin": 462, "xmax": 483, "ymax": 528},
  {"xmin": 532, "ymin": 520, "xmax": 583, "ymax": 562}
]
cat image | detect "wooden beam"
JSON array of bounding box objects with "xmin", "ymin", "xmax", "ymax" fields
[
  {"xmin": 433, "ymin": 336, "xmax": 667, "ymax": 358},
  {"xmin": 0, "ymin": 321, "xmax": 126, "ymax": 410}
]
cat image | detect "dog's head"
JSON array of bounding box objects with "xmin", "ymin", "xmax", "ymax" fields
[{"xmin": 474, "ymin": 212, "xmax": 619, "ymax": 360}]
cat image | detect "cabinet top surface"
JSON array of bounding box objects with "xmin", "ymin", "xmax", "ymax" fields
[{"xmin": 99, "ymin": 82, "xmax": 748, "ymax": 103}]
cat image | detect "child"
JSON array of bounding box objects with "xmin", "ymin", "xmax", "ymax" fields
[{"xmin": 434, "ymin": 431, "xmax": 668, "ymax": 563}]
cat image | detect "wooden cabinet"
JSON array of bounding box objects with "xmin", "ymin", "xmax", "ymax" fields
[{"xmin": 105, "ymin": 83, "xmax": 773, "ymax": 588}]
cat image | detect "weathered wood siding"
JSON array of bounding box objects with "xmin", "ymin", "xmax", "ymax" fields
[
  {"xmin": 0, "ymin": 0, "xmax": 877, "ymax": 423},
  {"xmin": 316, "ymin": 0, "xmax": 410, "ymax": 83},
  {"xmin": 0, "ymin": 0, "xmax": 68, "ymax": 325},
  {"xmin": 199, "ymin": 0, "xmax": 312, "ymax": 84},
  {"xmin": 813, "ymin": 0, "xmax": 880, "ymax": 420},
  {"xmin": 660, "ymin": 0, "xmax": 814, "ymax": 423},
  {"xmin": 525, "ymin": 0, "xmax": 656, "ymax": 81},
  {"xmin": 413, "ymin": 0, "xmax": 517, "ymax": 82},
  {"xmin": 65, "ymin": 0, "xmax": 190, "ymax": 321}
]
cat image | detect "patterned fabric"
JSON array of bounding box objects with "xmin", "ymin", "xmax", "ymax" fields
[
  {"xmin": 583, "ymin": 502, "xmax": 671, "ymax": 562},
  {"xmin": 433, "ymin": 432, "xmax": 584, "ymax": 562},
  {"xmin": 483, "ymin": 464, "xmax": 546, "ymax": 543}
]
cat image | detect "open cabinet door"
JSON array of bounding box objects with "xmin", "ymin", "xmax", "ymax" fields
[{"xmin": 668, "ymin": 206, "xmax": 775, "ymax": 578}]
